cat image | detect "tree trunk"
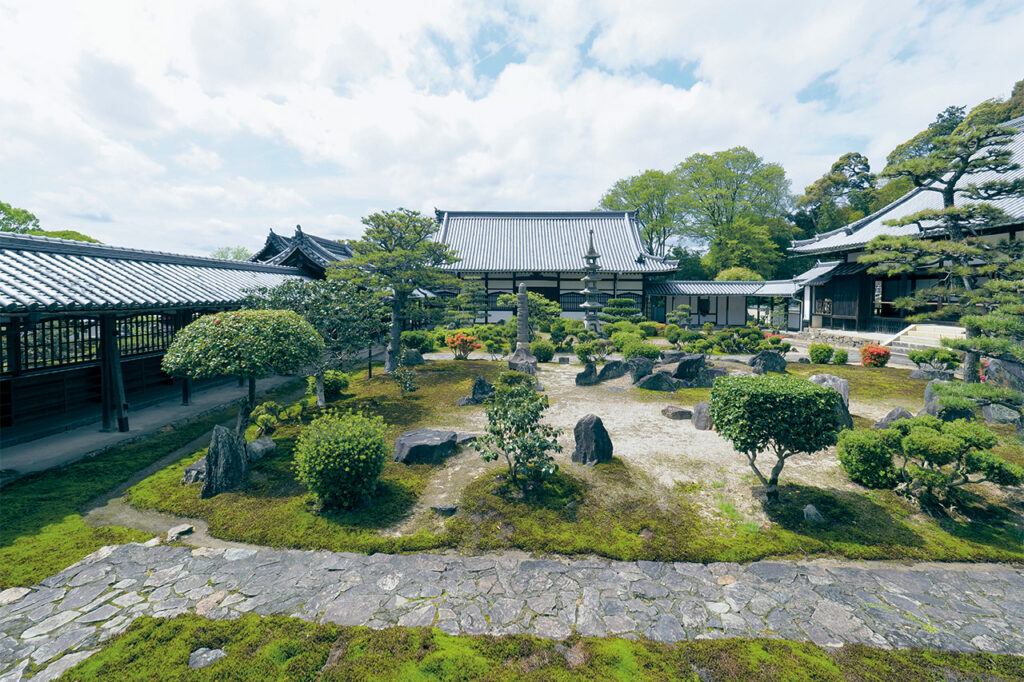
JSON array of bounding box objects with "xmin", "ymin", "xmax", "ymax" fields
[
  {"xmin": 315, "ymin": 369, "xmax": 326, "ymax": 408},
  {"xmin": 248, "ymin": 376, "xmax": 256, "ymax": 410},
  {"xmin": 962, "ymin": 327, "xmax": 981, "ymax": 383},
  {"xmin": 367, "ymin": 344, "xmax": 373, "ymax": 379},
  {"xmin": 386, "ymin": 295, "xmax": 404, "ymax": 373},
  {"xmin": 764, "ymin": 456, "xmax": 787, "ymax": 504}
]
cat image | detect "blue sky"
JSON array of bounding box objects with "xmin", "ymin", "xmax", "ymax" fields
[{"xmin": 1, "ymin": 0, "xmax": 1022, "ymax": 255}]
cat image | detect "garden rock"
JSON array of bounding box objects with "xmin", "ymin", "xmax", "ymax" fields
[
  {"xmin": 457, "ymin": 376, "xmax": 494, "ymax": 406},
  {"xmin": 575, "ymin": 363, "xmax": 599, "ymax": 386},
  {"xmin": 246, "ymin": 436, "xmax": 276, "ymax": 462},
  {"xmin": 924, "ymin": 379, "xmax": 949, "ymax": 406},
  {"xmin": 508, "ymin": 347, "xmax": 538, "ymax": 375},
  {"xmin": 189, "ymin": 648, "xmax": 227, "ymax": 669},
  {"xmin": 749, "ymin": 351, "xmax": 787, "ymax": 375},
  {"xmin": 558, "ymin": 356, "xmax": 570, "ymax": 364},
  {"xmin": 201, "ymin": 426, "xmax": 248, "ymax": 499},
  {"xmin": 627, "ymin": 356, "xmax": 655, "ymax": 383},
  {"xmin": 984, "ymin": 359, "xmax": 1024, "ymax": 393},
  {"xmin": 692, "ymin": 402, "xmax": 712, "ymax": 431},
  {"xmin": 166, "ymin": 524, "xmax": 194, "ymax": 542},
  {"xmin": 572, "ymin": 414, "xmax": 613, "ymax": 465},
  {"xmin": 635, "ymin": 371, "xmax": 677, "ymax": 392},
  {"xmin": 873, "ymin": 406, "xmax": 913, "ymax": 429},
  {"xmin": 431, "ymin": 504, "xmax": 458, "ymax": 516},
  {"xmin": 403, "ymin": 349, "xmax": 425, "ymax": 366},
  {"xmin": 659, "ymin": 350, "xmax": 689, "ymax": 364},
  {"xmin": 670, "ymin": 353, "xmax": 706, "ymax": 381},
  {"xmin": 661, "ymin": 405, "xmax": 692, "ymax": 420},
  {"xmin": 982, "ymin": 404, "xmax": 1021, "ymax": 425},
  {"xmin": 808, "ymin": 374, "xmax": 849, "ymax": 407},
  {"xmin": 919, "ymin": 400, "xmax": 975, "ymax": 422},
  {"xmin": 455, "ymin": 432, "xmax": 479, "ymax": 445},
  {"xmin": 803, "ymin": 504, "xmax": 826, "ymax": 524},
  {"xmin": 909, "ymin": 368, "xmax": 953, "ymax": 381},
  {"xmin": 597, "ymin": 360, "xmax": 629, "ymax": 382},
  {"xmin": 797, "ymin": 357, "xmax": 810, "ymax": 364},
  {"xmin": 679, "ymin": 366, "xmax": 727, "ymax": 389},
  {"xmin": 181, "ymin": 457, "xmax": 207, "ymax": 485},
  {"xmin": 394, "ymin": 429, "xmax": 458, "ymax": 464}
]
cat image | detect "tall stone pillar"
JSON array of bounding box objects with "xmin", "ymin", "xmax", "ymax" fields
[{"xmin": 508, "ymin": 283, "xmax": 538, "ymax": 375}]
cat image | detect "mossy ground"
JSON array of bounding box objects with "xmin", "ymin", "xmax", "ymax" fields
[
  {"xmin": 125, "ymin": 360, "xmax": 1023, "ymax": 563},
  {"xmin": 0, "ymin": 380, "xmax": 303, "ymax": 589},
  {"xmin": 64, "ymin": 613, "xmax": 1024, "ymax": 681}
]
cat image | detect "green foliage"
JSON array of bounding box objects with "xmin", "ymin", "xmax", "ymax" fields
[
  {"xmin": 598, "ymin": 169, "xmax": 680, "ymax": 256},
  {"xmin": 667, "ymin": 327, "xmax": 701, "ymax": 348},
  {"xmin": 665, "ymin": 305, "xmax": 692, "ymax": 328},
  {"xmin": 210, "ymin": 245, "xmax": 253, "ymax": 260},
  {"xmin": 400, "ymin": 330, "xmax": 435, "ymax": 354},
  {"xmin": 163, "ymin": 310, "xmax": 324, "ymax": 381},
  {"xmin": 838, "ymin": 417, "xmax": 1022, "ymax": 506},
  {"xmin": 621, "ymin": 341, "xmax": 662, "ymax": 360},
  {"xmin": 574, "ymin": 341, "xmax": 597, "ymax": 364},
  {"xmin": 710, "ymin": 376, "xmax": 843, "ymax": 502},
  {"xmin": 680, "ymin": 326, "xmax": 772, "ymax": 355},
  {"xmin": 832, "ymin": 349, "xmax": 849, "ymax": 365},
  {"xmin": 808, "ymin": 343, "xmax": 835, "ymax": 364},
  {"xmin": 530, "ymin": 339, "xmax": 555, "ymax": 363},
  {"xmin": 837, "ymin": 429, "xmax": 900, "ymax": 489},
  {"xmin": 599, "ymin": 297, "xmax": 643, "ymax": 325},
  {"xmin": 0, "ymin": 200, "xmax": 40, "ymax": 233},
  {"xmin": 795, "ymin": 152, "xmax": 878, "ymax": 234},
  {"xmin": 306, "ymin": 371, "xmax": 350, "ymax": 401},
  {"xmin": 714, "ymin": 266, "xmax": 764, "ymax": 281},
  {"xmin": 610, "ymin": 331, "xmax": 643, "ymax": 351},
  {"xmin": 859, "ymin": 344, "xmax": 891, "ymax": 368},
  {"xmin": 333, "ymin": 208, "xmax": 460, "ymax": 371},
  {"xmin": 637, "ymin": 321, "xmax": 660, "ymax": 338},
  {"xmin": 249, "ymin": 401, "xmax": 282, "ymax": 437},
  {"xmin": 293, "ymin": 411, "xmax": 388, "ymax": 509},
  {"xmin": 908, "ymin": 348, "xmax": 961, "ymax": 370},
  {"xmin": 390, "ymin": 348, "xmax": 418, "ymax": 395},
  {"xmin": 475, "ymin": 383, "xmax": 562, "ymax": 491},
  {"xmin": 495, "ymin": 291, "xmax": 562, "ymax": 334},
  {"xmin": 25, "ymin": 229, "xmax": 99, "ymax": 242},
  {"xmin": 496, "ymin": 370, "xmax": 537, "ymax": 390},
  {"xmin": 444, "ymin": 278, "xmax": 488, "ymax": 327}
]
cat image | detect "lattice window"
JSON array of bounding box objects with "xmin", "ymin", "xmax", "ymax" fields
[
  {"xmin": 118, "ymin": 314, "xmax": 177, "ymax": 357},
  {"xmin": 8, "ymin": 317, "xmax": 102, "ymax": 372}
]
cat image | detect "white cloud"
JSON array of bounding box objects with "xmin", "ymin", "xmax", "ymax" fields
[{"xmin": 0, "ymin": 0, "xmax": 1022, "ymax": 255}]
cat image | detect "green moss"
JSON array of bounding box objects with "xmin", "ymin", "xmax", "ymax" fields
[
  {"xmin": 64, "ymin": 614, "xmax": 1024, "ymax": 681},
  {"xmin": 0, "ymin": 380, "xmax": 302, "ymax": 588},
  {"xmin": 786, "ymin": 363, "xmax": 928, "ymax": 410}
]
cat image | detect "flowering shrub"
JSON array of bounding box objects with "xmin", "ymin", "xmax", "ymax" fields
[
  {"xmin": 860, "ymin": 344, "xmax": 891, "ymax": 367},
  {"xmin": 446, "ymin": 332, "xmax": 481, "ymax": 359}
]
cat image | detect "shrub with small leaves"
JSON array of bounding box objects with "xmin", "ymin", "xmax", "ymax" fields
[
  {"xmin": 530, "ymin": 339, "xmax": 556, "ymax": 363},
  {"xmin": 249, "ymin": 401, "xmax": 281, "ymax": 438},
  {"xmin": 621, "ymin": 341, "xmax": 662, "ymax": 361},
  {"xmin": 390, "ymin": 348, "xmax": 418, "ymax": 395},
  {"xmin": 702, "ymin": 322, "xmax": 715, "ymax": 334},
  {"xmin": 400, "ymin": 330, "xmax": 435, "ymax": 354},
  {"xmin": 475, "ymin": 382, "xmax": 562, "ymax": 491},
  {"xmin": 808, "ymin": 343, "xmax": 835, "ymax": 364},
  {"xmin": 497, "ymin": 371, "xmax": 536, "ymax": 390},
  {"xmin": 293, "ymin": 411, "xmax": 388, "ymax": 509},
  {"xmin": 610, "ymin": 331, "xmax": 643, "ymax": 352},
  {"xmin": 637, "ymin": 321, "xmax": 660, "ymax": 338},
  {"xmin": 837, "ymin": 429, "xmax": 899, "ymax": 489},
  {"xmin": 306, "ymin": 370, "xmax": 350, "ymax": 401},
  {"xmin": 860, "ymin": 344, "xmax": 891, "ymax": 367},
  {"xmin": 908, "ymin": 348, "xmax": 961, "ymax": 371},
  {"xmin": 574, "ymin": 341, "xmax": 596, "ymax": 365},
  {"xmin": 832, "ymin": 349, "xmax": 848, "ymax": 365}
]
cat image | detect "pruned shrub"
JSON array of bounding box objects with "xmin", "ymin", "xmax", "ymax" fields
[
  {"xmin": 497, "ymin": 371, "xmax": 536, "ymax": 389},
  {"xmin": 837, "ymin": 429, "xmax": 899, "ymax": 489},
  {"xmin": 599, "ymin": 298, "xmax": 643, "ymax": 325},
  {"xmin": 249, "ymin": 401, "xmax": 281, "ymax": 437},
  {"xmin": 860, "ymin": 344, "xmax": 891, "ymax": 367},
  {"xmin": 475, "ymin": 382, "xmax": 562, "ymax": 490},
  {"xmin": 530, "ymin": 339, "xmax": 556, "ymax": 363},
  {"xmin": 908, "ymin": 348, "xmax": 961, "ymax": 371},
  {"xmin": 293, "ymin": 411, "xmax": 388, "ymax": 509},
  {"xmin": 621, "ymin": 341, "xmax": 662, "ymax": 361},
  {"xmin": 832, "ymin": 349, "xmax": 849, "ymax": 365},
  {"xmin": 306, "ymin": 370, "xmax": 350, "ymax": 401},
  {"xmin": 710, "ymin": 375, "xmax": 843, "ymax": 503},
  {"xmin": 637, "ymin": 321, "xmax": 660, "ymax": 338},
  {"xmin": 808, "ymin": 343, "xmax": 835, "ymax": 364},
  {"xmin": 446, "ymin": 332, "xmax": 481, "ymax": 360},
  {"xmin": 610, "ymin": 331, "xmax": 643, "ymax": 352},
  {"xmin": 400, "ymin": 330, "xmax": 435, "ymax": 354},
  {"xmin": 574, "ymin": 341, "xmax": 596, "ymax": 365}
]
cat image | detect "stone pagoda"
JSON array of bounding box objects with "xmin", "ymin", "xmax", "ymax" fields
[
  {"xmin": 507, "ymin": 283, "xmax": 538, "ymax": 375},
  {"xmin": 580, "ymin": 229, "xmax": 603, "ymax": 335}
]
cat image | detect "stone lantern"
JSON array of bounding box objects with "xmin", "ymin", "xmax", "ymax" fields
[{"xmin": 580, "ymin": 229, "xmax": 603, "ymax": 335}]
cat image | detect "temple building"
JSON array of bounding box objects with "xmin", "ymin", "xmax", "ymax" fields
[{"xmin": 250, "ymin": 225, "xmax": 352, "ymax": 277}]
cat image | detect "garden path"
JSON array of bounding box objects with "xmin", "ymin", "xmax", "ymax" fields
[{"xmin": 2, "ymin": 543, "xmax": 1022, "ymax": 680}]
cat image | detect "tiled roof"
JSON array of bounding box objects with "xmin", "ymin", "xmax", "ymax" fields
[
  {"xmin": 434, "ymin": 211, "xmax": 678, "ymax": 274},
  {"xmin": 251, "ymin": 227, "xmax": 352, "ymax": 269},
  {"xmin": 791, "ymin": 115, "xmax": 1024, "ymax": 255},
  {"xmin": 0, "ymin": 232, "xmax": 306, "ymax": 314},
  {"xmin": 648, "ymin": 280, "xmax": 765, "ymax": 296}
]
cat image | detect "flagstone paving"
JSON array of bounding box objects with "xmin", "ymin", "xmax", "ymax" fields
[{"xmin": 2, "ymin": 543, "xmax": 1023, "ymax": 679}]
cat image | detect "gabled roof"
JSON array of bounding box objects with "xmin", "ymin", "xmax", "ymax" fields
[
  {"xmin": 648, "ymin": 280, "xmax": 765, "ymax": 296},
  {"xmin": 0, "ymin": 232, "xmax": 306, "ymax": 314},
  {"xmin": 251, "ymin": 226, "xmax": 352, "ymax": 274},
  {"xmin": 791, "ymin": 115, "xmax": 1024, "ymax": 255},
  {"xmin": 433, "ymin": 210, "xmax": 678, "ymax": 274}
]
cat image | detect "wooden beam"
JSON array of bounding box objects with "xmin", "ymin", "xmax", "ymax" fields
[{"xmin": 100, "ymin": 314, "xmax": 129, "ymax": 432}]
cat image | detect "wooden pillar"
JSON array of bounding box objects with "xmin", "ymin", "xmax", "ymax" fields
[
  {"xmin": 100, "ymin": 314, "xmax": 129, "ymax": 432},
  {"xmin": 483, "ymin": 272, "xmax": 490, "ymax": 325},
  {"xmin": 5, "ymin": 318, "xmax": 22, "ymax": 376}
]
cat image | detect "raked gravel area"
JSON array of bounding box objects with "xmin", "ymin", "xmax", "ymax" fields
[{"xmin": 2, "ymin": 543, "xmax": 1023, "ymax": 680}]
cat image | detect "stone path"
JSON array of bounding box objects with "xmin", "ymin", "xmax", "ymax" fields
[{"xmin": 2, "ymin": 544, "xmax": 1023, "ymax": 679}]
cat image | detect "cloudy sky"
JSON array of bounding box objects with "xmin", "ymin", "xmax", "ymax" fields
[{"xmin": 1, "ymin": 1, "xmax": 1022, "ymax": 255}]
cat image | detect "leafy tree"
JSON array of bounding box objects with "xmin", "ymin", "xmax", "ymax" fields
[
  {"xmin": 496, "ymin": 291, "xmax": 562, "ymax": 334},
  {"xmin": 445, "ymin": 278, "xmax": 488, "ymax": 327},
  {"xmin": 335, "ymin": 208, "xmax": 460, "ymax": 372},
  {"xmin": 24, "ymin": 229, "xmax": 99, "ymax": 243},
  {"xmin": 667, "ymin": 246, "xmax": 707, "ymax": 279},
  {"xmin": 861, "ymin": 113, "xmax": 1024, "ymax": 382},
  {"xmin": 837, "ymin": 416, "xmax": 1022, "ymax": 508},
  {"xmin": 795, "ymin": 152, "xmax": 878, "ymax": 233},
  {"xmin": 710, "ymin": 375, "xmax": 843, "ymax": 503},
  {"xmin": 700, "ymin": 218, "xmax": 784, "ymax": 278},
  {"xmin": 245, "ymin": 279, "xmax": 386, "ymax": 406},
  {"xmin": 211, "ymin": 246, "xmax": 253, "ymax": 260},
  {"xmin": 162, "ymin": 310, "xmax": 324, "ymax": 429},
  {"xmin": 886, "ymin": 105, "xmax": 967, "ymax": 169},
  {"xmin": 0, "ymin": 200, "xmax": 40, "ymax": 233},
  {"xmin": 474, "ymin": 380, "xmax": 562, "ymax": 491},
  {"xmin": 598, "ymin": 169, "xmax": 680, "ymax": 256},
  {"xmin": 714, "ymin": 266, "xmax": 764, "ymax": 281}
]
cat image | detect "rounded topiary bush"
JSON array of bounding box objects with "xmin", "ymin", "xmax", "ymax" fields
[
  {"xmin": 400, "ymin": 330, "xmax": 435, "ymax": 354},
  {"xmin": 836, "ymin": 429, "xmax": 899, "ymax": 489},
  {"xmin": 808, "ymin": 343, "xmax": 834, "ymax": 364},
  {"xmin": 621, "ymin": 341, "xmax": 662, "ymax": 361},
  {"xmin": 306, "ymin": 370, "xmax": 350, "ymax": 400},
  {"xmin": 832, "ymin": 348, "xmax": 849, "ymax": 365},
  {"xmin": 637, "ymin": 321, "xmax": 660, "ymax": 338},
  {"xmin": 530, "ymin": 339, "xmax": 556, "ymax": 363},
  {"xmin": 497, "ymin": 371, "xmax": 536, "ymax": 389},
  {"xmin": 293, "ymin": 411, "xmax": 388, "ymax": 509},
  {"xmin": 610, "ymin": 331, "xmax": 642, "ymax": 351}
]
